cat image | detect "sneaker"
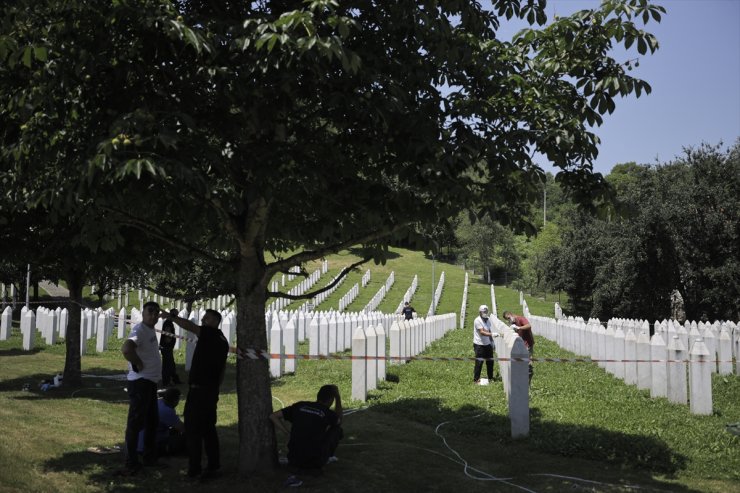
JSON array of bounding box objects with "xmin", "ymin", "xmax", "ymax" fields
[
  {"xmin": 326, "ymin": 456, "xmax": 338, "ymax": 464},
  {"xmin": 284, "ymin": 475, "xmax": 303, "ymax": 487}
]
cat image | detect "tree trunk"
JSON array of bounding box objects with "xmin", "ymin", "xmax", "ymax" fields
[
  {"xmin": 236, "ymin": 254, "xmax": 278, "ymax": 476},
  {"xmin": 63, "ymin": 269, "xmax": 84, "ymax": 388}
]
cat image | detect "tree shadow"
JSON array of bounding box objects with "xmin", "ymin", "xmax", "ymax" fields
[
  {"xmin": 368, "ymin": 397, "xmax": 695, "ymax": 490},
  {"xmin": 41, "ymin": 422, "xmax": 250, "ymax": 493},
  {"xmin": 1, "ymin": 367, "xmax": 131, "ymax": 400},
  {"xmin": 33, "ymin": 395, "xmax": 702, "ymax": 493},
  {"xmin": 0, "ymin": 347, "xmax": 42, "ymax": 357},
  {"xmin": 348, "ymin": 247, "xmax": 401, "ymax": 260}
]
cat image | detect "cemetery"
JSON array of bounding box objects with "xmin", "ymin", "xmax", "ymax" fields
[
  {"xmin": 0, "ymin": 247, "xmax": 738, "ymax": 492},
  {"xmin": 1, "ymin": 1, "xmax": 738, "ymax": 492}
]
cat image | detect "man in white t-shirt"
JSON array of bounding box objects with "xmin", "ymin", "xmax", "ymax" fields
[
  {"xmin": 120, "ymin": 301, "xmax": 163, "ymax": 475},
  {"xmin": 472, "ymin": 305, "xmax": 496, "ymax": 384}
]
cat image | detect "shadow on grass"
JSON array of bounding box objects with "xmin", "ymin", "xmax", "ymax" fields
[
  {"xmin": 348, "ymin": 246, "xmax": 401, "ymax": 260},
  {"xmin": 33, "ymin": 395, "xmax": 701, "ymax": 493},
  {"xmin": 0, "ymin": 347, "xmax": 42, "ymax": 357},
  {"xmin": 370, "ymin": 398, "xmax": 692, "ymax": 485},
  {"xmin": 1, "ymin": 363, "xmax": 240, "ymax": 402},
  {"xmin": 41, "ymin": 423, "xmax": 263, "ymax": 493}
]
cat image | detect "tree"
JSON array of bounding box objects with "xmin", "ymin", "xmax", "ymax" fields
[
  {"xmin": 1, "ymin": 0, "xmax": 665, "ymax": 475},
  {"xmin": 547, "ymin": 142, "xmax": 739, "ymax": 321},
  {"xmin": 516, "ymin": 221, "xmax": 561, "ymax": 296}
]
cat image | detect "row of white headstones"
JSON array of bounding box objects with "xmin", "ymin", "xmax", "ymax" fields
[
  {"xmin": 530, "ymin": 315, "xmax": 740, "ymax": 415},
  {"xmin": 0, "ymin": 282, "xmax": 534, "ymax": 438}
]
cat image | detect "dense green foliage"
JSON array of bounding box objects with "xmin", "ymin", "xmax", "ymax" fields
[{"xmin": 544, "ymin": 142, "xmax": 740, "ymax": 321}]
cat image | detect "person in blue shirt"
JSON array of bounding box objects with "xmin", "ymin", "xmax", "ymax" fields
[{"xmin": 137, "ymin": 387, "xmax": 186, "ymax": 456}]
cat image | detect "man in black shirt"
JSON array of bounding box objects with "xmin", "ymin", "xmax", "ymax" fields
[
  {"xmin": 401, "ymin": 301, "xmax": 416, "ymax": 320},
  {"xmin": 159, "ymin": 308, "xmax": 229, "ymax": 481},
  {"xmin": 159, "ymin": 309, "xmax": 182, "ymax": 386},
  {"xmin": 270, "ymin": 385, "xmax": 343, "ymax": 471}
]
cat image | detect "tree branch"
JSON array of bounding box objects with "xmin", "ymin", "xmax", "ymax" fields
[
  {"xmin": 266, "ymin": 222, "xmax": 410, "ymax": 278},
  {"xmin": 101, "ymin": 205, "xmax": 236, "ymax": 266},
  {"xmin": 266, "ymin": 257, "xmax": 370, "ymax": 301}
]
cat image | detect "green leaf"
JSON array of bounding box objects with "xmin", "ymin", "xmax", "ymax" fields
[
  {"xmin": 637, "ymin": 37, "xmax": 647, "ymax": 55},
  {"xmin": 33, "ymin": 46, "xmax": 47, "ymax": 62},
  {"xmin": 184, "ymin": 28, "xmax": 201, "ymax": 54},
  {"xmin": 21, "ymin": 46, "xmax": 32, "ymax": 68}
]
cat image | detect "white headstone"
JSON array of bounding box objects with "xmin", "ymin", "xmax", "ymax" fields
[
  {"xmin": 351, "ymin": 327, "xmax": 367, "ymax": 402},
  {"xmin": 376, "ymin": 323, "xmax": 386, "ymax": 381},
  {"xmin": 284, "ymin": 318, "xmax": 297, "ymax": 374},
  {"xmin": 95, "ymin": 312, "xmax": 108, "ymax": 353},
  {"xmin": 509, "ymin": 337, "xmax": 530, "ymax": 438},
  {"xmin": 22, "ymin": 310, "xmax": 36, "ymax": 350},
  {"xmin": 269, "ymin": 315, "xmax": 283, "ymax": 378},
  {"xmin": 717, "ymin": 326, "xmax": 733, "ymax": 375},
  {"xmin": 1, "ymin": 306, "xmax": 12, "ymax": 340},
  {"xmin": 667, "ymin": 336, "xmax": 687, "ymax": 405},
  {"xmin": 636, "ymin": 327, "xmax": 651, "ymax": 390},
  {"xmin": 689, "ymin": 338, "xmax": 712, "ymax": 415},
  {"xmin": 365, "ymin": 325, "xmax": 378, "ymax": 391},
  {"xmin": 649, "ymin": 332, "xmax": 668, "ymax": 398}
]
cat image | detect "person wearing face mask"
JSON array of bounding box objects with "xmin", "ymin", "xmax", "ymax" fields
[
  {"xmin": 472, "ymin": 305, "xmax": 496, "ymax": 384},
  {"xmin": 503, "ymin": 310, "xmax": 534, "ymax": 384}
]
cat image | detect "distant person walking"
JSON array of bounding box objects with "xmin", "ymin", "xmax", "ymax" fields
[
  {"xmin": 503, "ymin": 310, "xmax": 534, "ymax": 384},
  {"xmin": 473, "ymin": 305, "xmax": 496, "ymax": 384},
  {"xmin": 401, "ymin": 301, "xmax": 416, "ymax": 320},
  {"xmin": 160, "ymin": 309, "xmax": 182, "ymax": 386},
  {"xmin": 137, "ymin": 387, "xmax": 186, "ymax": 457},
  {"xmin": 159, "ymin": 308, "xmax": 229, "ymax": 481},
  {"xmin": 120, "ymin": 301, "xmax": 163, "ymax": 475}
]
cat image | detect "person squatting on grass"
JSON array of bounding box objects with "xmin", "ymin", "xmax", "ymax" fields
[
  {"xmin": 472, "ymin": 304, "xmax": 496, "ymax": 384},
  {"xmin": 270, "ymin": 384, "xmax": 344, "ymax": 478},
  {"xmin": 503, "ymin": 310, "xmax": 534, "ymax": 384},
  {"xmin": 159, "ymin": 308, "xmax": 229, "ymax": 481},
  {"xmin": 137, "ymin": 387, "xmax": 186, "ymax": 457},
  {"xmin": 120, "ymin": 301, "xmax": 163, "ymax": 475}
]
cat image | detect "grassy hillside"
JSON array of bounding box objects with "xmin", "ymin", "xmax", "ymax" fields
[{"xmin": 1, "ymin": 247, "xmax": 738, "ymax": 493}]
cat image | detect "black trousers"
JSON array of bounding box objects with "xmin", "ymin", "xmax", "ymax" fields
[
  {"xmin": 125, "ymin": 378, "xmax": 159, "ymax": 467},
  {"xmin": 473, "ymin": 344, "xmax": 494, "ymax": 381},
  {"xmin": 184, "ymin": 386, "xmax": 220, "ymax": 476},
  {"xmin": 160, "ymin": 348, "xmax": 180, "ymax": 385},
  {"xmin": 289, "ymin": 425, "xmax": 344, "ymax": 470}
]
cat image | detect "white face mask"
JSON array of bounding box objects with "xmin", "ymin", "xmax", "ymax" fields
[{"xmin": 481, "ymin": 312, "xmax": 489, "ymax": 319}]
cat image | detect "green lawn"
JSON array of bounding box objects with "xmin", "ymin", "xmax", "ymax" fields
[{"xmin": 1, "ymin": 247, "xmax": 738, "ymax": 492}]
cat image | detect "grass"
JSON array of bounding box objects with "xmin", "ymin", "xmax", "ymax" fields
[{"xmin": 1, "ymin": 247, "xmax": 738, "ymax": 493}]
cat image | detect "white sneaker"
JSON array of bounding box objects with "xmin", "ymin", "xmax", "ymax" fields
[{"xmin": 326, "ymin": 456, "xmax": 338, "ymax": 464}]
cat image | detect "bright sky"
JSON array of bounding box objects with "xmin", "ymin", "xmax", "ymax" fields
[{"xmin": 493, "ymin": 0, "xmax": 740, "ymax": 175}]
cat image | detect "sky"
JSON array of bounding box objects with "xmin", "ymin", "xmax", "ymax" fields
[{"xmin": 492, "ymin": 0, "xmax": 740, "ymax": 176}]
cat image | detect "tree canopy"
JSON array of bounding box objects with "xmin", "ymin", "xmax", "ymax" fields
[
  {"xmin": 1, "ymin": 0, "xmax": 665, "ymax": 474},
  {"xmin": 545, "ymin": 141, "xmax": 740, "ymax": 321}
]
